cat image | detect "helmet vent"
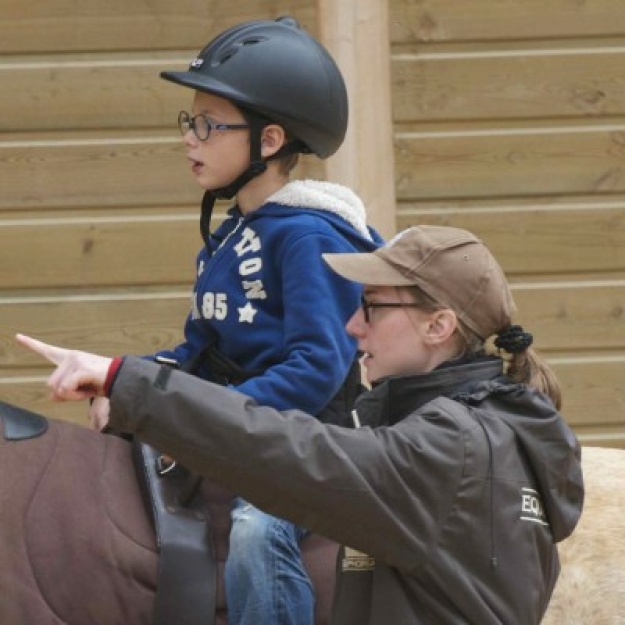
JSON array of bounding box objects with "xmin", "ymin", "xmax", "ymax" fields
[
  {"xmin": 215, "ymin": 37, "xmax": 267, "ymax": 66},
  {"xmin": 241, "ymin": 36, "xmax": 266, "ymax": 46}
]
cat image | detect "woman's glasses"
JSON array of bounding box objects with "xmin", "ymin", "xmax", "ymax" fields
[{"xmin": 360, "ymin": 296, "xmax": 422, "ymax": 323}]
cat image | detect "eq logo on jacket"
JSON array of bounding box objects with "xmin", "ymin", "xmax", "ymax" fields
[{"xmin": 520, "ymin": 487, "xmax": 549, "ymax": 526}]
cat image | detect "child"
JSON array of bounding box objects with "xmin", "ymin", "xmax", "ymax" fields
[{"xmin": 90, "ymin": 16, "xmax": 381, "ymax": 625}]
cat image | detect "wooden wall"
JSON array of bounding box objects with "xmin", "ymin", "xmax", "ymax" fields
[
  {"xmin": 389, "ymin": 0, "xmax": 625, "ymax": 447},
  {"xmin": 1, "ymin": 0, "xmax": 623, "ymax": 447}
]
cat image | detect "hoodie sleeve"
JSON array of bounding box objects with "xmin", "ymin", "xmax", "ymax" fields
[{"xmin": 233, "ymin": 228, "xmax": 363, "ymax": 416}]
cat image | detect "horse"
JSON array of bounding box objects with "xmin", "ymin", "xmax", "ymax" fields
[
  {"xmin": 541, "ymin": 444, "xmax": 625, "ymax": 625},
  {"xmin": 1, "ymin": 399, "xmax": 623, "ymax": 624}
]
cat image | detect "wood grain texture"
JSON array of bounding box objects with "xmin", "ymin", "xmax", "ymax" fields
[
  {"xmin": 1, "ymin": 54, "xmax": 190, "ymax": 132},
  {"xmin": 397, "ymin": 204, "xmax": 625, "ymax": 275},
  {"xmin": 392, "ymin": 48, "xmax": 625, "ymax": 122},
  {"xmin": 0, "ymin": 213, "xmax": 200, "ymax": 288},
  {"xmin": 390, "ymin": 0, "xmax": 625, "ymax": 43},
  {"xmin": 555, "ymin": 358, "xmax": 625, "ymax": 432},
  {"xmin": 394, "ymin": 127, "xmax": 625, "ymax": 200},
  {"xmin": 0, "ymin": 291, "xmax": 190, "ymax": 368},
  {"xmin": 0, "ymin": 0, "xmax": 316, "ymax": 53}
]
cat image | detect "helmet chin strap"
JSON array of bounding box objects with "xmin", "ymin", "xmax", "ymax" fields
[
  {"xmin": 199, "ymin": 114, "xmax": 307, "ymax": 252},
  {"xmin": 199, "ymin": 114, "xmax": 267, "ymax": 251}
]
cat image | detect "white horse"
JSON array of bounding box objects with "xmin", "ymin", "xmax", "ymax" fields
[{"xmin": 542, "ymin": 445, "xmax": 625, "ymax": 625}]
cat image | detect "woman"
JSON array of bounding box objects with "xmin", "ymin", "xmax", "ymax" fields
[{"xmin": 17, "ymin": 224, "xmax": 584, "ymax": 624}]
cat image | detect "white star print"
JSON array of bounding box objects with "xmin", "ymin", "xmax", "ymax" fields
[{"xmin": 238, "ymin": 302, "xmax": 258, "ymax": 323}]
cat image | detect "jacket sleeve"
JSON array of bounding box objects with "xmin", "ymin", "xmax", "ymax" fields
[{"xmin": 109, "ymin": 357, "xmax": 463, "ymax": 574}]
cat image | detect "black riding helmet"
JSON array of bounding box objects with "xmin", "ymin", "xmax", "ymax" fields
[
  {"xmin": 161, "ymin": 16, "xmax": 348, "ymax": 160},
  {"xmin": 161, "ymin": 16, "xmax": 348, "ymax": 247}
]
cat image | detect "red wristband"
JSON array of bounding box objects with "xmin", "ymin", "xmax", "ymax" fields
[{"xmin": 103, "ymin": 357, "xmax": 124, "ymax": 397}]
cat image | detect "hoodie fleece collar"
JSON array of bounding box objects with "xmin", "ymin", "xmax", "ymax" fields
[{"xmin": 266, "ymin": 179, "xmax": 372, "ymax": 240}]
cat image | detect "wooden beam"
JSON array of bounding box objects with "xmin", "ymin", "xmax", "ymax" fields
[{"xmin": 317, "ymin": 0, "xmax": 397, "ymax": 239}]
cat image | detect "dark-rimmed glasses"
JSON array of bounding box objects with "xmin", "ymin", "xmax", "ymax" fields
[
  {"xmin": 360, "ymin": 296, "xmax": 422, "ymax": 323},
  {"xmin": 178, "ymin": 111, "xmax": 249, "ymax": 141}
]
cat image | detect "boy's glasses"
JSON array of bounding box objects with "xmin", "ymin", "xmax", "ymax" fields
[
  {"xmin": 178, "ymin": 111, "xmax": 249, "ymax": 141},
  {"xmin": 360, "ymin": 296, "xmax": 422, "ymax": 323}
]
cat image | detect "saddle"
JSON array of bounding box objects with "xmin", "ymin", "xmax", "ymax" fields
[
  {"xmin": 1, "ymin": 398, "xmax": 213, "ymax": 625},
  {"xmin": 0, "ymin": 400, "xmax": 48, "ymax": 441}
]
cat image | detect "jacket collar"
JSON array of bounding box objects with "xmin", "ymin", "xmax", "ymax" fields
[{"xmin": 354, "ymin": 356, "xmax": 504, "ymax": 428}]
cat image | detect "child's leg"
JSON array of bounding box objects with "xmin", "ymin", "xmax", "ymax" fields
[{"xmin": 225, "ymin": 498, "xmax": 314, "ymax": 625}]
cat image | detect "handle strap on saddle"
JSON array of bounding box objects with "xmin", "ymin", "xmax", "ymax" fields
[
  {"xmin": 129, "ymin": 338, "xmax": 257, "ymax": 625},
  {"xmin": 132, "ymin": 441, "xmax": 216, "ymax": 625}
]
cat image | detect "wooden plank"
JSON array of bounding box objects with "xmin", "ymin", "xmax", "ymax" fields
[
  {"xmin": 394, "ymin": 125, "xmax": 625, "ymax": 200},
  {"xmin": 0, "ymin": 131, "xmax": 322, "ymax": 210},
  {"xmin": 551, "ymin": 358, "xmax": 625, "ymax": 431},
  {"xmin": 390, "ymin": 0, "xmax": 625, "ymax": 43},
  {"xmin": 0, "ymin": 1, "xmax": 316, "ymax": 54},
  {"xmin": 0, "ymin": 131, "xmax": 196, "ymax": 210},
  {"xmin": 0, "ymin": 213, "xmax": 200, "ymax": 288},
  {"xmin": 392, "ymin": 49, "xmax": 625, "ymax": 122},
  {"xmin": 0, "ymin": 54, "xmax": 190, "ymax": 132},
  {"xmin": 573, "ymin": 425, "xmax": 625, "ymax": 448},
  {"xmin": 0, "ymin": 292, "xmax": 190, "ymax": 369},
  {"xmin": 513, "ymin": 282, "xmax": 625, "ymax": 353},
  {"xmin": 397, "ymin": 204, "xmax": 625, "ymax": 276}
]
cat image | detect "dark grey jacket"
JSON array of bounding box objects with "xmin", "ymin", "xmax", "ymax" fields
[{"xmin": 108, "ymin": 355, "xmax": 584, "ymax": 624}]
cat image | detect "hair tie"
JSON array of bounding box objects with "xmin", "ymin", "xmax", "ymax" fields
[{"xmin": 494, "ymin": 325, "xmax": 533, "ymax": 354}]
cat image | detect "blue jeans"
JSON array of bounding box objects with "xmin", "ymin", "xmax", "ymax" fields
[{"xmin": 225, "ymin": 498, "xmax": 314, "ymax": 625}]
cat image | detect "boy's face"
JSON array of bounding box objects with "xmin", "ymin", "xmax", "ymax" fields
[{"xmin": 182, "ymin": 91, "xmax": 251, "ymax": 191}]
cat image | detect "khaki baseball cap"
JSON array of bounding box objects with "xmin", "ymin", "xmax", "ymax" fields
[{"xmin": 323, "ymin": 225, "xmax": 516, "ymax": 340}]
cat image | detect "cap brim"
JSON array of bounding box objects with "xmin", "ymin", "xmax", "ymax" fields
[{"xmin": 322, "ymin": 252, "xmax": 415, "ymax": 286}]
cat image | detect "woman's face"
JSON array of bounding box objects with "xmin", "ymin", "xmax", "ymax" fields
[
  {"xmin": 181, "ymin": 91, "xmax": 251, "ymax": 191},
  {"xmin": 345, "ymin": 285, "xmax": 445, "ymax": 384}
]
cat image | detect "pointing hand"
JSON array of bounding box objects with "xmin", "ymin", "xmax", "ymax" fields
[{"xmin": 15, "ymin": 334, "xmax": 112, "ymax": 402}]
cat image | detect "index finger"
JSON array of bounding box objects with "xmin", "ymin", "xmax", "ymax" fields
[{"xmin": 15, "ymin": 334, "xmax": 70, "ymax": 366}]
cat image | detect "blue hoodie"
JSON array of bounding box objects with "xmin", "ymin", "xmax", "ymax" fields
[{"xmin": 154, "ymin": 180, "xmax": 383, "ymax": 416}]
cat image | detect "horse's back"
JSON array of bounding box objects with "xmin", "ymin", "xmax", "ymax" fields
[
  {"xmin": 0, "ymin": 409, "xmax": 337, "ymax": 625},
  {"xmin": 0, "ymin": 414, "xmax": 157, "ymax": 624},
  {"xmin": 542, "ymin": 446, "xmax": 625, "ymax": 625}
]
